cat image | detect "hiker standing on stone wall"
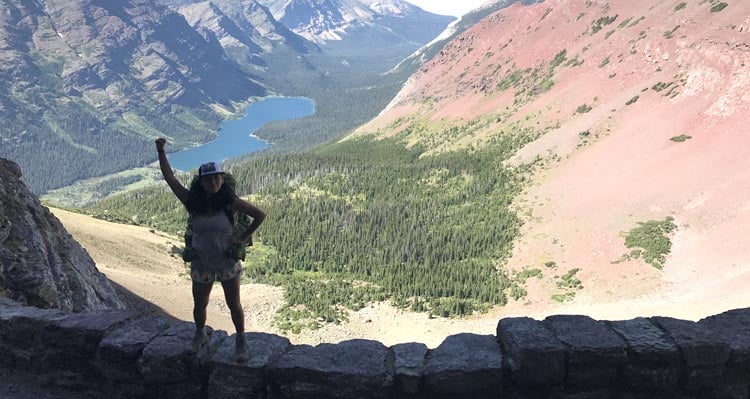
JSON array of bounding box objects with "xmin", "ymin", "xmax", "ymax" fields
[{"xmin": 155, "ymin": 138, "xmax": 266, "ymax": 362}]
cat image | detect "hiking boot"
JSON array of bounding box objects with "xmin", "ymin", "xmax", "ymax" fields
[
  {"xmin": 235, "ymin": 334, "xmax": 248, "ymax": 363},
  {"xmin": 188, "ymin": 329, "xmax": 208, "ymax": 354}
]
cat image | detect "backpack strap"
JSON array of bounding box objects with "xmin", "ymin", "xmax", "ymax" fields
[
  {"xmin": 182, "ymin": 212, "xmax": 196, "ymax": 262},
  {"xmin": 182, "ymin": 172, "xmax": 249, "ymax": 262}
]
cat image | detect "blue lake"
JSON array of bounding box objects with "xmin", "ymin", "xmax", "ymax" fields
[{"xmin": 168, "ymin": 97, "xmax": 315, "ymax": 172}]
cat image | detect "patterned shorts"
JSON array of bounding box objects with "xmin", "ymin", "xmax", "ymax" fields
[{"xmin": 190, "ymin": 262, "xmax": 242, "ymax": 284}]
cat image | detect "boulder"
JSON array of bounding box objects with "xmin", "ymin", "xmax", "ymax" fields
[
  {"xmin": 497, "ymin": 316, "xmax": 566, "ymax": 388},
  {"xmin": 651, "ymin": 316, "xmax": 732, "ymax": 393},
  {"xmin": 138, "ymin": 321, "xmax": 224, "ymax": 399},
  {"xmin": 0, "ymin": 300, "xmax": 66, "ymax": 367},
  {"xmin": 700, "ymin": 308, "xmax": 750, "ymax": 381},
  {"xmin": 609, "ymin": 317, "xmax": 681, "ymax": 392},
  {"xmin": 96, "ymin": 316, "xmax": 171, "ymax": 383}
]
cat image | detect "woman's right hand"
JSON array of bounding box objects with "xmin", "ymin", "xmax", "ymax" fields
[{"xmin": 155, "ymin": 138, "xmax": 166, "ymax": 152}]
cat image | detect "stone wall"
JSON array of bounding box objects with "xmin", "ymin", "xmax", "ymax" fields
[{"xmin": 0, "ymin": 299, "xmax": 748, "ymax": 399}]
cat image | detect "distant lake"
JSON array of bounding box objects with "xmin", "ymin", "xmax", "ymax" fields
[{"xmin": 168, "ymin": 97, "xmax": 315, "ymax": 172}]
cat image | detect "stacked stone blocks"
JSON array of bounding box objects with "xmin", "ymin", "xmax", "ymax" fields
[{"xmin": 0, "ymin": 300, "xmax": 748, "ymax": 399}]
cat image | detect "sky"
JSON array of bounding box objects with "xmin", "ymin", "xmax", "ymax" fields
[{"xmin": 406, "ymin": 0, "xmax": 489, "ymax": 17}]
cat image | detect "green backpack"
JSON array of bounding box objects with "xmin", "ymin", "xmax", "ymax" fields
[{"xmin": 182, "ymin": 173, "xmax": 253, "ymax": 262}]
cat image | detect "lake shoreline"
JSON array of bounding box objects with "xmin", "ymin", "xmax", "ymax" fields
[{"xmin": 169, "ymin": 96, "xmax": 315, "ymax": 172}]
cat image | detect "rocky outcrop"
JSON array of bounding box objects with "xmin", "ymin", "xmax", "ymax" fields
[
  {"xmin": 0, "ymin": 158, "xmax": 125, "ymax": 312},
  {"xmin": 177, "ymin": 0, "xmax": 315, "ymax": 56},
  {"xmin": 1, "ymin": 298, "xmax": 748, "ymax": 398}
]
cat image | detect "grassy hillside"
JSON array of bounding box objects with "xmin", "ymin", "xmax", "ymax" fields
[
  {"xmin": 356, "ymin": 0, "xmax": 750, "ymax": 317},
  {"xmin": 86, "ymin": 124, "xmax": 542, "ymax": 331}
]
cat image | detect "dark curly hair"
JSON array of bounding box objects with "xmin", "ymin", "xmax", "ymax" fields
[{"xmin": 185, "ymin": 174, "xmax": 236, "ymax": 215}]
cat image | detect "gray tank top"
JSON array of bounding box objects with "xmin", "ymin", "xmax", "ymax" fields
[{"xmin": 190, "ymin": 211, "xmax": 239, "ymax": 272}]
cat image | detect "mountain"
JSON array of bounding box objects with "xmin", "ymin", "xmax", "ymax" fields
[
  {"xmin": 356, "ymin": 0, "xmax": 750, "ymax": 306},
  {"xmin": 160, "ymin": 0, "xmax": 454, "ymax": 71},
  {"xmin": 0, "ymin": 158, "xmax": 125, "ymax": 312},
  {"xmin": 256, "ymin": 0, "xmax": 454, "ymax": 48},
  {"xmin": 0, "ymin": 0, "xmax": 264, "ymax": 113},
  {"xmin": 389, "ymin": 0, "xmax": 542, "ymax": 75},
  {"xmin": 174, "ymin": 0, "xmax": 315, "ymax": 59},
  {"xmin": 0, "ymin": 0, "xmax": 265, "ymax": 193},
  {"xmin": 151, "ymin": 0, "xmax": 458, "ymax": 175},
  {"xmin": 2, "ymin": 0, "xmax": 453, "ymax": 195}
]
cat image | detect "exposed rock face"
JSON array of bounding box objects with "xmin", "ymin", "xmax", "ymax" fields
[
  {"xmin": 177, "ymin": 0, "xmax": 315, "ymax": 56},
  {"xmin": 257, "ymin": 0, "xmax": 455, "ymax": 45},
  {"xmin": 1, "ymin": 0, "xmax": 263, "ymax": 108},
  {"xmin": 0, "ymin": 158, "xmax": 125, "ymax": 312}
]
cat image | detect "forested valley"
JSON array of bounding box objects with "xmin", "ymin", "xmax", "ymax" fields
[
  {"xmin": 1, "ymin": 94, "xmax": 220, "ymax": 193},
  {"xmin": 0, "ymin": 0, "xmax": 428, "ymax": 196},
  {"xmin": 3, "ymin": 54, "xmax": 408, "ymax": 196},
  {"xmin": 86, "ymin": 123, "xmax": 543, "ymax": 331}
]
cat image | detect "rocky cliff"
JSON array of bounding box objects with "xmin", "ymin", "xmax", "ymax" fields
[
  {"xmin": 1, "ymin": 0, "xmax": 262, "ymax": 110},
  {"xmin": 0, "ymin": 158, "xmax": 125, "ymax": 312},
  {"xmin": 257, "ymin": 0, "xmax": 455, "ymax": 45}
]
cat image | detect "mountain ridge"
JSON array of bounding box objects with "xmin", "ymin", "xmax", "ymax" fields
[
  {"xmin": 176, "ymin": 0, "xmax": 315, "ymax": 57},
  {"xmin": 355, "ymin": 0, "xmax": 750, "ymax": 308},
  {"xmin": 0, "ymin": 0, "xmax": 265, "ymax": 193},
  {"xmin": 257, "ymin": 0, "xmax": 454, "ymax": 44},
  {"xmin": 1, "ymin": 0, "xmax": 453, "ymax": 194}
]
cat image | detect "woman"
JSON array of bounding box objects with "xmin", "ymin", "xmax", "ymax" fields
[{"xmin": 155, "ymin": 138, "xmax": 265, "ymax": 362}]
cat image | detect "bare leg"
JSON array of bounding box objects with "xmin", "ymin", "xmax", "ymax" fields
[
  {"xmin": 221, "ymin": 274, "xmax": 248, "ymax": 362},
  {"xmin": 189, "ymin": 281, "xmax": 213, "ymax": 353},
  {"xmin": 221, "ymin": 274, "xmax": 245, "ymax": 334},
  {"xmin": 193, "ymin": 281, "xmax": 214, "ymax": 330}
]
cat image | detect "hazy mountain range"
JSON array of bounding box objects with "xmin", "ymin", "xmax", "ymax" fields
[{"xmin": 0, "ymin": 0, "xmax": 453, "ymax": 193}]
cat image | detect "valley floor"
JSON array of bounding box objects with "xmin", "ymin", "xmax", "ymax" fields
[{"xmin": 51, "ymin": 208, "xmax": 750, "ymax": 348}]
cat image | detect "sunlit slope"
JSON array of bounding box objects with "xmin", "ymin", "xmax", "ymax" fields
[{"xmin": 353, "ymin": 0, "xmax": 750, "ymax": 308}]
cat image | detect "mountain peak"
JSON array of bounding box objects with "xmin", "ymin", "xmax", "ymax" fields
[
  {"xmin": 257, "ymin": 0, "xmax": 454, "ymax": 43},
  {"xmin": 379, "ymin": 0, "xmax": 749, "ymax": 122}
]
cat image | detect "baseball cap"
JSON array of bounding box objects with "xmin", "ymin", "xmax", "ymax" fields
[{"xmin": 198, "ymin": 161, "xmax": 224, "ymax": 176}]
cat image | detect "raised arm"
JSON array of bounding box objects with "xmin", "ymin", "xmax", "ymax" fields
[
  {"xmin": 155, "ymin": 138, "xmax": 189, "ymax": 204},
  {"xmin": 232, "ymin": 196, "xmax": 266, "ymax": 244}
]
